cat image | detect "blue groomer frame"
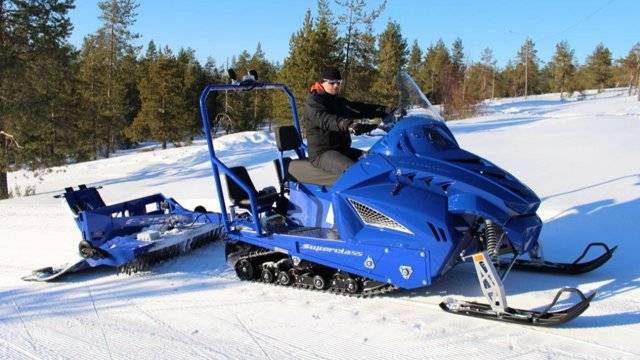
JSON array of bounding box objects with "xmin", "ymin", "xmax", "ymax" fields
[{"xmin": 199, "ymin": 79, "xmax": 304, "ymax": 235}]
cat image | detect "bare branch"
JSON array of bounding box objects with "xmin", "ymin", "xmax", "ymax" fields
[{"xmin": 0, "ymin": 130, "xmax": 23, "ymax": 149}]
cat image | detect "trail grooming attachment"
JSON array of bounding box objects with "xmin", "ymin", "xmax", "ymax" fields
[{"xmin": 23, "ymin": 185, "xmax": 225, "ymax": 281}]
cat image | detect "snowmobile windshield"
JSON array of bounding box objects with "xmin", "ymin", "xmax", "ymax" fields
[{"xmin": 396, "ymin": 71, "xmax": 443, "ymax": 122}]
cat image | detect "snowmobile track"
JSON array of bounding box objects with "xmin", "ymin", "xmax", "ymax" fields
[{"xmin": 231, "ymin": 248, "xmax": 398, "ymax": 298}]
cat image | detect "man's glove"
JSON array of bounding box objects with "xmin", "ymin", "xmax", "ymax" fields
[{"xmin": 350, "ymin": 122, "xmax": 379, "ymax": 136}]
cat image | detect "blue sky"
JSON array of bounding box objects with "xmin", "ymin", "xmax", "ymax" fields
[{"xmin": 69, "ymin": 0, "xmax": 639, "ymax": 68}]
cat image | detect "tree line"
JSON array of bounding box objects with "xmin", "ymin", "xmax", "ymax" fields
[{"xmin": 1, "ymin": 0, "xmax": 639, "ymax": 199}]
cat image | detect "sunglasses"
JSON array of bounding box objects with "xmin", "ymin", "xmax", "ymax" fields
[{"xmin": 323, "ymin": 79, "xmax": 342, "ymax": 86}]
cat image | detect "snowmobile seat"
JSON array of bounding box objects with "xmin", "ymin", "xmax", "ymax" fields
[
  {"xmin": 225, "ymin": 166, "xmax": 278, "ymax": 212},
  {"xmin": 275, "ymin": 126, "xmax": 338, "ymax": 186}
]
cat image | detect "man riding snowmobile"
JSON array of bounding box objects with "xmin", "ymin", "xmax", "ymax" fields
[{"xmin": 303, "ymin": 67, "xmax": 393, "ymax": 175}]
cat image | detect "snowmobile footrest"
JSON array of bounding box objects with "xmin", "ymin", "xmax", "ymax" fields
[
  {"xmin": 502, "ymin": 242, "xmax": 617, "ymax": 275},
  {"xmin": 439, "ymin": 287, "xmax": 595, "ymax": 326}
]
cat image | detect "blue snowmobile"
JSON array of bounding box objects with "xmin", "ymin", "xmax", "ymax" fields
[
  {"xmin": 25, "ymin": 70, "xmax": 615, "ymax": 326},
  {"xmin": 197, "ymin": 70, "xmax": 616, "ymax": 326}
]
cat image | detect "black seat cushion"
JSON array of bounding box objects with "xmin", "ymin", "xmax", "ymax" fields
[
  {"xmin": 287, "ymin": 160, "xmax": 338, "ymax": 186},
  {"xmin": 225, "ymin": 166, "xmax": 277, "ymax": 210},
  {"xmin": 238, "ymin": 186, "xmax": 278, "ymax": 208}
]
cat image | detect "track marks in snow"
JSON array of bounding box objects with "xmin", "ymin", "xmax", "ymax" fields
[
  {"xmin": 130, "ymin": 301, "xmax": 231, "ymax": 359},
  {"xmin": 0, "ymin": 337, "xmax": 43, "ymax": 360},
  {"xmin": 233, "ymin": 313, "xmax": 272, "ymax": 360}
]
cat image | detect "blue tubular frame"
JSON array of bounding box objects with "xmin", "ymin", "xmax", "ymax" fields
[{"xmin": 199, "ymin": 82, "xmax": 303, "ymax": 235}]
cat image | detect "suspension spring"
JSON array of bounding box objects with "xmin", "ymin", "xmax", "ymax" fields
[{"xmin": 484, "ymin": 219, "xmax": 499, "ymax": 259}]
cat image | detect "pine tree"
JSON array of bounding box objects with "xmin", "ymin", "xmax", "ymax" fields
[
  {"xmin": 228, "ymin": 50, "xmax": 254, "ymax": 131},
  {"xmin": 225, "ymin": 45, "xmax": 276, "ymax": 131},
  {"xmin": 450, "ymin": 38, "xmax": 465, "ymax": 82},
  {"xmin": 372, "ymin": 20, "xmax": 407, "ymax": 104},
  {"xmin": 420, "ymin": 39, "xmax": 450, "ymax": 104},
  {"xmin": 126, "ymin": 47, "xmax": 191, "ymax": 149},
  {"xmin": 548, "ymin": 40, "xmax": 576, "ymax": 99},
  {"xmin": 77, "ymin": 0, "xmax": 140, "ymax": 157},
  {"xmin": 200, "ymin": 57, "xmax": 226, "ymax": 135},
  {"xmin": 585, "ymin": 43, "xmax": 613, "ymax": 93},
  {"xmin": 311, "ymin": 1, "xmax": 343, "ymax": 74},
  {"xmin": 463, "ymin": 62, "xmax": 487, "ymax": 104},
  {"xmin": 275, "ymin": 11, "xmax": 315, "ymax": 124},
  {"xmin": 407, "ymin": 40, "xmax": 422, "ymax": 80},
  {"xmin": 619, "ymin": 43, "xmax": 640, "ymax": 97},
  {"xmin": 275, "ymin": 3, "xmax": 342, "ymax": 124},
  {"xmin": 342, "ymin": 24, "xmax": 377, "ymax": 103},
  {"xmin": 480, "ymin": 47, "xmax": 497, "ymax": 99},
  {"xmin": 501, "ymin": 61, "xmax": 521, "ymax": 98},
  {"xmin": 0, "ymin": 0, "xmax": 76, "ymax": 199},
  {"xmin": 249, "ymin": 43, "xmax": 276, "ymax": 128},
  {"xmin": 177, "ymin": 47, "xmax": 206, "ymax": 139},
  {"xmin": 517, "ymin": 38, "xmax": 540, "ymax": 98},
  {"xmin": 334, "ymin": 0, "xmax": 386, "ymax": 94}
]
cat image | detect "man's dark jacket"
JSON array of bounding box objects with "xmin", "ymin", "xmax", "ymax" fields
[{"xmin": 303, "ymin": 89, "xmax": 386, "ymax": 162}]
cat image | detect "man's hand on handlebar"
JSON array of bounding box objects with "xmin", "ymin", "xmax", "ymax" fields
[
  {"xmin": 350, "ymin": 122, "xmax": 379, "ymax": 136},
  {"xmin": 386, "ymin": 106, "xmax": 407, "ymax": 118}
]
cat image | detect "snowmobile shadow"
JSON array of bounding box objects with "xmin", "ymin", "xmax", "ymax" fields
[
  {"xmin": 0, "ymin": 242, "xmax": 241, "ymax": 324},
  {"xmin": 450, "ymin": 116, "xmax": 542, "ymax": 135},
  {"xmin": 449, "ymin": 96, "xmax": 602, "ymax": 135},
  {"xmin": 566, "ymin": 311, "xmax": 640, "ymax": 328},
  {"xmin": 541, "ymin": 174, "xmax": 640, "ymax": 201}
]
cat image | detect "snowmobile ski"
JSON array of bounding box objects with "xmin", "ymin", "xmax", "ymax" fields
[
  {"xmin": 440, "ymin": 251, "xmax": 595, "ymax": 326},
  {"xmin": 439, "ymin": 287, "xmax": 595, "ymax": 326},
  {"xmin": 496, "ymin": 242, "xmax": 617, "ymax": 275},
  {"xmin": 22, "ymin": 260, "xmax": 90, "ymax": 282}
]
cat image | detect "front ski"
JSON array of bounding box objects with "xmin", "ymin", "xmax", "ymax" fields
[
  {"xmin": 440, "ymin": 288, "xmax": 594, "ymax": 326},
  {"xmin": 497, "ymin": 242, "xmax": 617, "ymax": 275},
  {"xmin": 441, "ymin": 251, "xmax": 595, "ymax": 326}
]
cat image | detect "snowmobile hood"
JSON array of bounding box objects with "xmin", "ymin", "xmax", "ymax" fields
[{"xmin": 368, "ymin": 116, "xmax": 541, "ymax": 218}]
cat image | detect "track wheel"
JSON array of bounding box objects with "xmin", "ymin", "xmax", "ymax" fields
[
  {"xmin": 313, "ymin": 275, "xmax": 326, "ymax": 290},
  {"xmin": 235, "ymin": 259, "xmax": 255, "ymax": 280},
  {"xmin": 346, "ymin": 278, "xmax": 359, "ymax": 294},
  {"xmin": 261, "ymin": 268, "xmax": 275, "ymax": 283},
  {"xmin": 278, "ymin": 271, "xmax": 292, "ymax": 286}
]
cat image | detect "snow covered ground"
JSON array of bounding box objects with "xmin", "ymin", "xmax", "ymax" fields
[{"xmin": 1, "ymin": 89, "xmax": 639, "ymax": 359}]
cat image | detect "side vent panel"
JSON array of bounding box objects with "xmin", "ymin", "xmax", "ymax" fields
[
  {"xmin": 428, "ymin": 222, "xmax": 440, "ymax": 241},
  {"xmin": 438, "ymin": 227, "xmax": 448, "ymax": 242},
  {"xmin": 349, "ymin": 199, "xmax": 413, "ymax": 234},
  {"xmin": 427, "ymin": 222, "xmax": 448, "ymax": 242}
]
